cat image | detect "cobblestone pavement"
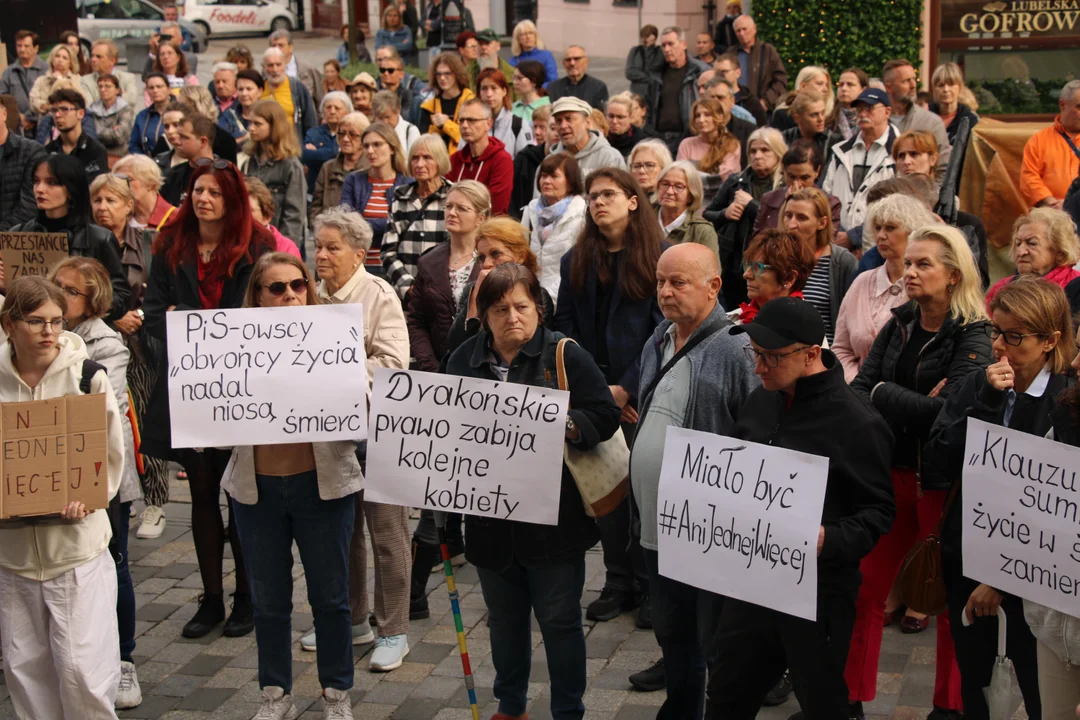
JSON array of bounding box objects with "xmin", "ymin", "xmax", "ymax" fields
[{"xmin": 0, "ymin": 473, "xmax": 1033, "ymax": 720}]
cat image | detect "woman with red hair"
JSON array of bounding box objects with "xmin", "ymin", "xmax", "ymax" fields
[
  {"xmin": 142, "ymin": 159, "xmax": 275, "ymax": 641},
  {"xmin": 477, "ymin": 67, "xmax": 533, "ymax": 158}
]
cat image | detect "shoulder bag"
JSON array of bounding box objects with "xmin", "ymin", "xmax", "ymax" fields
[{"xmin": 896, "ymin": 479, "xmax": 961, "ymax": 615}]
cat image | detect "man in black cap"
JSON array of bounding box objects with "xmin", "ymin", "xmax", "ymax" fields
[{"xmin": 705, "ymin": 297, "xmax": 895, "ymax": 720}]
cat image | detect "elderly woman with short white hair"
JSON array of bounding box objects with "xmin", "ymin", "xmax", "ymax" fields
[
  {"xmin": 310, "ymin": 111, "xmax": 371, "ymax": 223},
  {"xmin": 655, "ymin": 160, "xmax": 719, "ymax": 257},
  {"xmin": 112, "ymin": 154, "xmax": 175, "ymax": 229},
  {"xmin": 303, "ymin": 91, "xmax": 353, "ymax": 195},
  {"xmin": 306, "ymin": 205, "xmax": 414, "ymax": 673},
  {"xmin": 628, "ymin": 138, "xmax": 674, "ymax": 201},
  {"xmin": 985, "ymin": 206, "xmax": 1080, "ymax": 312}
]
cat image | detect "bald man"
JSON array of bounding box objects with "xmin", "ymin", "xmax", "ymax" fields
[
  {"xmin": 732, "ymin": 15, "xmax": 787, "ymax": 111},
  {"xmin": 626, "ymin": 243, "xmax": 760, "ymax": 711}
]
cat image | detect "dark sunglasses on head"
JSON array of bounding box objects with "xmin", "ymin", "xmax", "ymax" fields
[
  {"xmin": 194, "ymin": 157, "xmax": 232, "ymax": 170},
  {"xmin": 262, "ymin": 279, "xmax": 308, "ymax": 296}
]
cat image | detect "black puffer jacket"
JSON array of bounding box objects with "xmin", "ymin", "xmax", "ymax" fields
[
  {"xmin": 704, "ymin": 166, "xmax": 776, "ymax": 310},
  {"xmin": 850, "ymin": 302, "xmax": 992, "ymax": 469}
]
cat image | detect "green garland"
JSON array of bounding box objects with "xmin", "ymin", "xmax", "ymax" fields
[{"xmin": 754, "ymin": 0, "xmax": 924, "ymax": 84}]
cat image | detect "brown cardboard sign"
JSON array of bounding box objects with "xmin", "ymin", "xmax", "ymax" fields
[
  {"xmin": 0, "ymin": 232, "xmax": 70, "ymax": 282},
  {"xmin": 0, "ymin": 394, "xmax": 109, "ymax": 519}
]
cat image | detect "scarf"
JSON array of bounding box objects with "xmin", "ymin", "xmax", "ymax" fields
[
  {"xmin": 738, "ymin": 291, "xmax": 804, "ymax": 323},
  {"xmin": 536, "ymin": 196, "xmax": 573, "ymax": 245}
]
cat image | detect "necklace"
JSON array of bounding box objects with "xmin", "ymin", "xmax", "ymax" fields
[{"xmin": 449, "ymin": 248, "xmax": 475, "ymax": 270}]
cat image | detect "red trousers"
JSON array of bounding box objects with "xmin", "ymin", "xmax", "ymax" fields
[{"xmin": 843, "ymin": 468, "xmax": 963, "ymax": 711}]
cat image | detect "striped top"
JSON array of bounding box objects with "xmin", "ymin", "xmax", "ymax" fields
[
  {"xmin": 802, "ymin": 255, "xmax": 834, "ymax": 343},
  {"xmin": 362, "ymin": 179, "xmax": 395, "ymax": 269}
]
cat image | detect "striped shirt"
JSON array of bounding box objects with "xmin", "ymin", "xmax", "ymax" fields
[
  {"xmin": 362, "ymin": 179, "xmax": 395, "ymax": 269},
  {"xmin": 803, "ymin": 255, "xmax": 835, "ymax": 343}
]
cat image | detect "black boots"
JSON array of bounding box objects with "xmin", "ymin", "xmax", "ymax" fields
[
  {"xmin": 224, "ymin": 592, "xmax": 254, "ymax": 637},
  {"xmin": 182, "ymin": 593, "xmax": 225, "ymax": 639}
]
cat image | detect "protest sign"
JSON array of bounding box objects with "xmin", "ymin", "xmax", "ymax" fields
[
  {"xmin": 963, "ymin": 418, "xmax": 1080, "ymax": 617},
  {"xmin": 656, "ymin": 426, "xmax": 828, "ymax": 620},
  {"xmin": 365, "ymin": 368, "xmax": 570, "ymax": 525},
  {"xmin": 166, "ymin": 305, "xmax": 367, "ymax": 448},
  {"xmin": 0, "ymin": 232, "xmax": 69, "ymax": 280},
  {"xmin": 0, "ymin": 393, "xmax": 109, "ymax": 519}
]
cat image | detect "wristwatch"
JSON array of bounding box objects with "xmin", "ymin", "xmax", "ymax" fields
[{"xmin": 565, "ymin": 416, "xmax": 577, "ymax": 435}]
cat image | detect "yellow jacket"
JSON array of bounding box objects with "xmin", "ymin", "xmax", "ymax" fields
[{"xmin": 420, "ymin": 87, "xmax": 476, "ymax": 151}]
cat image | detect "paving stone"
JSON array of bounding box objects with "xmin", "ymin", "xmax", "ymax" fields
[
  {"xmin": 353, "ymin": 704, "xmax": 398, "ymax": 720},
  {"xmin": 136, "ymin": 578, "xmax": 180, "ymax": 595},
  {"xmin": 178, "ymin": 654, "xmax": 233, "ymax": 677},
  {"xmin": 116, "ymin": 693, "xmax": 180, "ymax": 718},
  {"xmin": 392, "ymin": 697, "xmax": 446, "ymax": 720},
  {"xmin": 616, "ymin": 705, "xmax": 663, "ymax": 720},
  {"xmin": 406, "ymin": 642, "xmax": 453, "ymax": 665},
  {"xmin": 382, "ymin": 662, "xmax": 435, "ymax": 684},
  {"xmin": 362, "ymin": 681, "xmax": 417, "ymax": 705},
  {"xmin": 204, "ymin": 667, "xmax": 258, "ymax": 689},
  {"xmin": 411, "ymin": 674, "xmax": 465, "ymax": 700},
  {"xmin": 133, "ymin": 661, "xmax": 183, "ymax": 686},
  {"xmin": 149, "ymin": 673, "xmax": 209, "ymax": 697},
  {"xmin": 175, "ymin": 688, "xmax": 238, "ymax": 711},
  {"xmin": 137, "ymin": 603, "xmax": 183, "ymax": 623},
  {"xmin": 153, "ymin": 563, "xmax": 200, "ymax": 579},
  {"xmin": 878, "ymin": 651, "xmax": 909, "ymax": 673},
  {"xmin": 586, "ymin": 637, "xmax": 623, "ymax": 659},
  {"xmin": 152, "ymin": 642, "xmax": 207, "ymax": 664},
  {"xmin": 590, "ymin": 667, "xmax": 634, "ymax": 690},
  {"xmin": 582, "ymin": 688, "xmax": 630, "ymax": 712}
]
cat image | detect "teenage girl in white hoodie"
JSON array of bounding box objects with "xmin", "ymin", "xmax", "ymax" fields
[{"xmin": 0, "ymin": 276, "xmax": 125, "ymax": 719}]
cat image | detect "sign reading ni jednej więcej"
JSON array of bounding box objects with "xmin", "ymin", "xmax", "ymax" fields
[
  {"xmin": 166, "ymin": 305, "xmax": 367, "ymax": 448},
  {"xmin": 656, "ymin": 426, "xmax": 829, "ymax": 620},
  {"xmin": 963, "ymin": 418, "xmax": 1080, "ymax": 617},
  {"xmin": 364, "ymin": 367, "xmax": 570, "ymax": 525}
]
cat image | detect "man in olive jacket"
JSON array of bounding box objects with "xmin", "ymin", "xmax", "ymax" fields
[{"xmin": 705, "ymin": 298, "xmax": 895, "ymax": 720}]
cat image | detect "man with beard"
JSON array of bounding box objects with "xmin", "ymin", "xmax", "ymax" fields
[
  {"xmin": 260, "ymin": 47, "xmax": 317, "ymax": 142},
  {"xmin": 882, "ymin": 58, "xmax": 950, "ymax": 181},
  {"xmin": 468, "ymin": 29, "xmax": 516, "ymax": 97}
]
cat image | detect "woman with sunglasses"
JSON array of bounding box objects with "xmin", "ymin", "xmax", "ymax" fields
[
  {"xmin": 142, "ymin": 160, "xmax": 276, "ymax": 640},
  {"xmin": 0, "ymin": 276, "xmax": 125, "ymax": 720},
  {"xmin": 923, "ymin": 277, "xmax": 1071, "ymax": 720},
  {"xmin": 733, "ymin": 229, "xmax": 815, "ymax": 324},
  {"xmin": 311, "ymin": 111, "xmax": 370, "ymax": 223},
  {"xmin": 7, "ymin": 155, "xmax": 131, "ymax": 323},
  {"xmin": 243, "ymin": 100, "xmax": 307, "ymax": 246},
  {"xmin": 222, "ymin": 252, "xmax": 361, "ymax": 720},
  {"xmin": 848, "ymin": 225, "xmax": 991, "ymax": 720},
  {"xmin": 49, "ymin": 256, "xmax": 144, "ymax": 709}
]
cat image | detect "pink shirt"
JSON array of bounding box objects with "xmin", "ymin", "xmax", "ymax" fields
[
  {"xmin": 675, "ymin": 136, "xmax": 740, "ymax": 181},
  {"xmin": 833, "ymin": 265, "xmax": 909, "ymax": 383},
  {"xmin": 268, "ymin": 224, "xmax": 302, "ymax": 258}
]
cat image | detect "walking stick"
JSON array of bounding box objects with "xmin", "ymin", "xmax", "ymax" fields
[{"xmin": 434, "ymin": 511, "xmax": 480, "ymax": 720}]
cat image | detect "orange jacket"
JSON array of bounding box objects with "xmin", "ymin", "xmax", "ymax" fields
[{"xmin": 1020, "ymin": 117, "xmax": 1080, "ymax": 207}]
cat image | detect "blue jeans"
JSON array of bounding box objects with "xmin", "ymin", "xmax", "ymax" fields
[
  {"xmin": 644, "ymin": 548, "xmax": 724, "ymax": 720},
  {"xmin": 232, "ymin": 471, "xmax": 355, "ymax": 692},
  {"xmin": 477, "ymin": 555, "xmax": 587, "ymax": 720},
  {"xmin": 109, "ymin": 498, "xmax": 135, "ymax": 663}
]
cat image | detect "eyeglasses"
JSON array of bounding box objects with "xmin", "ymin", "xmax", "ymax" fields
[
  {"xmin": 111, "ymin": 172, "xmax": 133, "ymax": 185},
  {"xmin": 658, "ymin": 181, "xmax": 688, "ymax": 194},
  {"xmin": 587, "ymin": 189, "xmax": 627, "ymax": 205},
  {"xmin": 194, "ymin": 157, "xmax": 231, "ymax": 170},
  {"xmin": 743, "ymin": 345, "xmax": 810, "ymax": 368},
  {"xmin": 21, "ymin": 317, "xmax": 66, "ymax": 334},
  {"xmin": 51, "ymin": 105, "xmax": 78, "ymax": 115},
  {"xmin": 458, "ymin": 116, "xmax": 489, "ymax": 125},
  {"xmin": 261, "ymin": 279, "xmax": 308, "ymax": 296},
  {"xmin": 742, "ymin": 261, "xmax": 774, "ymax": 276},
  {"xmin": 336, "ymin": 130, "xmax": 363, "ymax": 141},
  {"xmin": 987, "ymin": 325, "xmax": 1045, "ymax": 346},
  {"xmin": 631, "ymin": 162, "xmax": 658, "ymax": 172},
  {"xmin": 54, "ymin": 283, "xmax": 90, "ymax": 300}
]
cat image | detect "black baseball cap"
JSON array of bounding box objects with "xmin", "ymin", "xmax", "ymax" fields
[
  {"xmin": 852, "ymin": 87, "xmax": 890, "ymax": 108},
  {"xmin": 731, "ymin": 297, "xmax": 825, "ymax": 350}
]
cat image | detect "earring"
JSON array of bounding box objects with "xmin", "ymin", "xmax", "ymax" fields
[{"xmin": 947, "ymin": 283, "xmax": 955, "ymax": 294}]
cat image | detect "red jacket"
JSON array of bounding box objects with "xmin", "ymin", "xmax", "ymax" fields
[{"xmin": 449, "ymin": 136, "xmax": 514, "ymax": 216}]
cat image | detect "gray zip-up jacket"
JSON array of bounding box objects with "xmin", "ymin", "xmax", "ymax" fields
[
  {"xmin": 0, "ymin": 58, "xmax": 48, "ymax": 123},
  {"xmin": 243, "ymin": 154, "xmax": 307, "ymax": 244}
]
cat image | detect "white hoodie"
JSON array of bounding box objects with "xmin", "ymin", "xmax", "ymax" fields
[{"xmin": 0, "ymin": 332, "xmax": 124, "ymax": 581}]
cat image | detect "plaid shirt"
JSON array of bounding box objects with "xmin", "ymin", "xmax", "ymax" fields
[{"xmin": 381, "ymin": 179, "xmax": 452, "ymax": 298}]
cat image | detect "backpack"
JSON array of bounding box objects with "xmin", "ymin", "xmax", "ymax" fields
[{"xmin": 80, "ymin": 358, "xmax": 106, "ymax": 394}]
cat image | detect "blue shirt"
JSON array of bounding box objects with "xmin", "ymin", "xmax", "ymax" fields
[{"xmin": 737, "ymin": 47, "xmax": 750, "ymax": 87}]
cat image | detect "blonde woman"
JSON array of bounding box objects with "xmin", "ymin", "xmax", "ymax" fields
[
  {"xmin": 628, "ymin": 138, "xmax": 674, "ymax": 199},
  {"xmin": 509, "ymin": 20, "xmax": 557, "ymax": 90},
  {"xmin": 112, "ymin": 154, "xmax": 174, "ymax": 228},
  {"xmin": 676, "ymin": 97, "xmax": 740, "ymax": 180},
  {"xmin": 930, "ymin": 62, "xmax": 979, "ymax": 143},
  {"xmin": 704, "ymin": 126, "xmax": 787, "ymax": 309},
  {"xmin": 29, "ymin": 45, "xmax": 88, "ymax": 115},
  {"xmin": 771, "ymin": 65, "xmax": 836, "ymax": 132},
  {"xmin": 848, "ymin": 224, "xmax": 990, "ymax": 720},
  {"xmin": 242, "ymin": 99, "xmax": 306, "ymax": 243}
]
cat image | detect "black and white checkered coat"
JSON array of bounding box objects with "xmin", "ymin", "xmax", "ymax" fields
[{"xmin": 381, "ymin": 179, "xmax": 452, "ymax": 298}]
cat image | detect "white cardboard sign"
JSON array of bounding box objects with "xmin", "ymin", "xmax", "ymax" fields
[
  {"xmin": 167, "ymin": 305, "xmax": 367, "ymax": 447},
  {"xmin": 656, "ymin": 426, "xmax": 828, "ymax": 620},
  {"xmin": 364, "ymin": 367, "xmax": 570, "ymax": 525},
  {"xmin": 963, "ymin": 418, "xmax": 1080, "ymax": 617}
]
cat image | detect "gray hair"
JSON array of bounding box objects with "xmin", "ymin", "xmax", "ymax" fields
[
  {"xmin": 321, "ymin": 91, "xmax": 352, "ymax": 114},
  {"xmin": 371, "ymin": 90, "xmax": 402, "ymax": 117},
  {"xmin": 262, "ymin": 47, "xmax": 286, "ymax": 64},
  {"xmin": 268, "ymin": 29, "xmax": 293, "ymax": 45},
  {"xmin": 408, "ymin": 134, "xmax": 451, "ymax": 176},
  {"xmin": 113, "ymin": 154, "xmax": 164, "ymax": 191},
  {"xmin": 338, "ymin": 111, "xmax": 371, "ymax": 133},
  {"xmin": 1062, "ymin": 79, "xmax": 1080, "ymax": 103},
  {"xmin": 660, "ymin": 26, "xmax": 685, "ymax": 41},
  {"xmin": 706, "ymin": 76, "xmax": 735, "ymax": 92},
  {"xmin": 462, "ymin": 98, "xmax": 492, "ymax": 119},
  {"xmin": 313, "ymin": 205, "xmax": 374, "ymax": 252},
  {"xmin": 212, "ymin": 61, "xmax": 238, "ymax": 76},
  {"xmin": 629, "ymin": 138, "xmax": 674, "ymax": 169},
  {"xmin": 656, "ymin": 160, "xmax": 705, "ymax": 213},
  {"xmin": 160, "ymin": 21, "xmax": 182, "ymax": 33},
  {"xmin": 863, "ymin": 194, "xmax": 938, "ymax": 244}
]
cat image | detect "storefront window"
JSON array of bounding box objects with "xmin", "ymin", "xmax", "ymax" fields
[{"xmin": 938, "ymin": 49, "xmax": 1080, "ymax": 114}]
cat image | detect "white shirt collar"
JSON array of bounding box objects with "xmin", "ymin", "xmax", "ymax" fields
[
  {"xmin": 1019, "ymin": 366, "xmax": 1052, "ymax": 399},
  {"xmin": 872, "ymin": 264, "xmax": 905, "ymax": 299},
  {"xmin": 286, "ymin": 55, "xmax": 299, "ymax": 78},
  {"xmin": 660, "ymin": 209, "xmax": 687, "ymax": 235}
]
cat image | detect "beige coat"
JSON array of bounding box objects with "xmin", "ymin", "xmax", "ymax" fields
[
  {"xmin": 317, "ymin": 264, "xmax": 410, "ymax": 400},
  {"xmin": 29, "ymin": 72, "xmax": 91, "ymax": 115},
  {"xmin": 222, "ymin": 442, "xmax": 363, "ymax": 504}
]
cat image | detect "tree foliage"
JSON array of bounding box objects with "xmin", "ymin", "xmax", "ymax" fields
[{"xmin": 754, "ymin": 0, "xmax": 924, "ymax": 83}]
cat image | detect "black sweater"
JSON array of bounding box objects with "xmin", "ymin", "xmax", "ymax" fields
[{"xmin": 734, "ymin": 352, "xmax": 896, "ymax": 589}]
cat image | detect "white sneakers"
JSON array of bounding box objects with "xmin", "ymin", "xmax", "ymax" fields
[
  {"xmin": 299, "ymin": 620, "xmax": 375, "ymax": 652},
  {"xmin": 115, "ymin": 661, "xmax": 142, "ymax": 709},
  {"xmin": 322, "ymin": 688, "xmax": 353, "ymax": 719},
  {"xmin": 136, "ymin": 506, "xmax": 166, "ymax": 539},
  {"xmin": 369, "ymin": 634, "xmax": 409, "ymax": 672},
  {"xmin": 253, "ymin": 687, "xmax": 299, "ymax": 720}
]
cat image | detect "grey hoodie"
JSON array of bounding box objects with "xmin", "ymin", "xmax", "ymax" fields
[
  {"xmin": 88, "ymin": 96, "xmax": 135, "ymax": 157},
  {"xmin": 535, "ymin": 130, "xmax": 625, "ymax": 199}
]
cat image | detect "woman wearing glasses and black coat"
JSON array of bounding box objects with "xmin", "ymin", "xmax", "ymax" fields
[{"xmin": 142, "ymin": 159, "xmax": 276, "ymax": 641}]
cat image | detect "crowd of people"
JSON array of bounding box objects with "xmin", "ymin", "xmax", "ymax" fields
[{"xmin": 1, "ymin": 3, "xmax": 1080, "ymax": 720}]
